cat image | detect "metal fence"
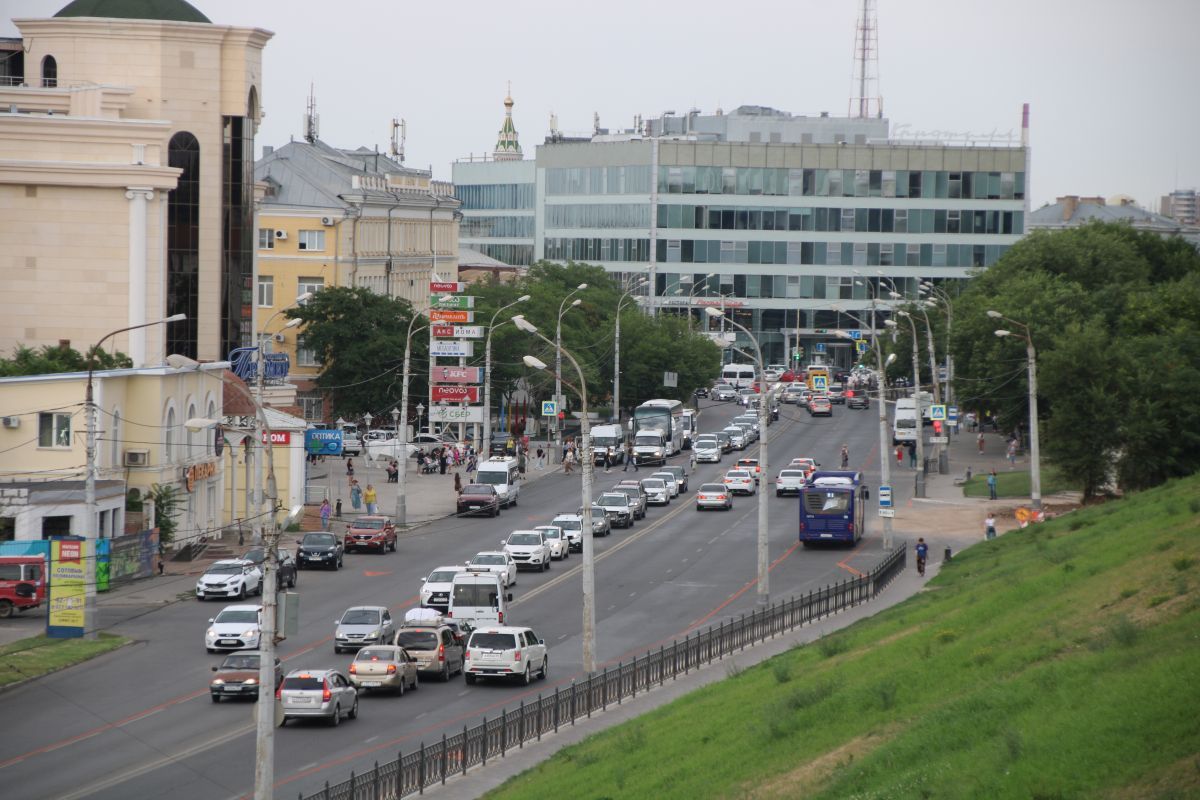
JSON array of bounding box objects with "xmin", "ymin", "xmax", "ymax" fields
[{"xmin": 299, "ymin": 545, "xmax": 907, "ymax": 800}]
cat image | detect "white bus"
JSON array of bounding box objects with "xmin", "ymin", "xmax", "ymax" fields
[
  {"xmin": 720, "ymin": 363, "xmax": 757, "ymax": 389},
  {"xmin": 631, "ymin": 399, "xmax": 685, "ymax": 457}
]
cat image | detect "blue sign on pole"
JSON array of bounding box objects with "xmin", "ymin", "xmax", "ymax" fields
[
  {"xmin": 848, "ymin": 330, "xmax": 862, "ymax": 340},
  {"xmin": 305, "ymin": 429, "xmax": 343, "ymax": 456},
  {"xmin": 814, "ymin": 343, "xmax": 826, "ymax": 354},
  {"xmin": 878, "ymin": 485, "xmax": 893, "ymax": 508},
  {"xmin": 948, "ymin": 405, "xmax": 959, "ymax": 422}
]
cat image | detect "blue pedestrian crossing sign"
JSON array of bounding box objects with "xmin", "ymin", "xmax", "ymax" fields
[
  {"xmin": 856, "ymin": 340, "xmax": 868, "ymax": 354},
  {"xmin": 929, "ymin": 404, "xmax": 947, "ymax": 421},
  {"xmin": 878, "ymin": 485, "xmax": 893, "ymax": 508},
  {"xmin": 541, "ymin": 401, "xmax": 557, "ymax": 417},
  {"xmin": 812, "ymin": 375, "xmax": 828, "ymax": 390},
  {"xmin": 814, "ymin": 343, "xmax": 826, "ymax": 354}
]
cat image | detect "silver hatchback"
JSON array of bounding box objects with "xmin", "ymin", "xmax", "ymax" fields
[{"xmin": 279, "ymin": 669, "xmax": 359, "ymax": 726}]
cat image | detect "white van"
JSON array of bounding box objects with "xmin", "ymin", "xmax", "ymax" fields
[
  {"xmin": 448, "ymin": 568, "xmax": 513, "ymax": 629},
  {"xmin": 679, "ymin": 409, "xmax": 698, "ymax": 449},
  {"xmin": 476, "ymin": 457, "xmax": 520, "ymax": 508},
  {"xmin": 721, "ymin": 363, "xmax": 757, "ymax": 389},
  {"xmin": 633, "ymin": 430, "xmax": 668, "ymax": 466},
  {"xmin": 590, "ymin": 424, "xmax": 626, "ymax": 465},
  {"xmin": 893, "ymin": 398, "xmax": 918, "ymax": 446}
]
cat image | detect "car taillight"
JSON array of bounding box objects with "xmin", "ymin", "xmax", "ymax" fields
[
  {"xmin": 464, "ymin": 650, "xmax": 471, "ymax": 660},
  {"xmin": 275, "ymin": 686, "xmax": 282, "ymax": 700},
  {"xmin": 322, "ymin": 681, "xmax": 332, "ymax": 702},
  {"xmin": 513, "ymin": 650, "xmax": 521, "ymax": 660},
  {"xmin": 445, "ymin": 611, "xmax": 452, "ymax": 617},
  {"xmin": 349, "ymin": 663, "xmax": 357, "ymax": 674},
  {"xmin": 498, "ymin": 611, "xmax": 504, "ymax": 623},
  {"xmin": 718, "ymin": 495, "xmax": 727, "ymax": 500},
  {"xmin": 439, "ymin": 644, "xmax": 446, "ymax": 662},
  {"xmin": 386, "ymin": 664, "xmax": 397, "ymax": 674},
  {"xmin": 848, "ymin": 523, "xmax": 854, "ymax": 533}
]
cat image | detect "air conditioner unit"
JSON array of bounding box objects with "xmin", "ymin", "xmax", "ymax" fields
[
  {"xmin": 1, "ymin": 416, "xmax": 19, "ymax": 429},
  {"xmin": 320, "ymin": 216, "xmax": 335, "ymax": 227},
  {"xmin": 124, "ymin": 450, "xmax": 149, "ymax": 467},
  {"xmin": 272, "ymin": 333, "xmax": 286, "ymax": 343},
  {"xmin": 274, "ymin": 229, "xmax": 288, "ymax": 240}
]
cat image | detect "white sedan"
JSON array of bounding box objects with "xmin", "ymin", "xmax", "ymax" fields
[
  {"xmin": 467, "ymin": 551, "xmax": 518, "ymax": 588},
  {"xmin": 723, "ymin": 469, "xmax": 757, "ymax": 496},
  {"xmin": 534, "ymin": 525, "xmax": 569, "ymax": 560}
]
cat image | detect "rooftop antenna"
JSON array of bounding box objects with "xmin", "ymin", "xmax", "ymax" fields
[
  {"xmin": 390, "ymin": 117, "xmax": 407, "ymax": 163},
  {"xmin": 303, "ymin": 83, "xmax": 319, "ymax": 143},
  {"xmin": 848, "ymin": 0, "xmax": 882, "ymax": 118}
]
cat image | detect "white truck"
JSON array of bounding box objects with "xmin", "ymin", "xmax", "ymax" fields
[{"xmin": 590, "ymin": 424, "xmax": 626, "ymax": 466}]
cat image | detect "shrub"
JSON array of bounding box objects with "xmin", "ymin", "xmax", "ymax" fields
[
  {"xmin": 818, "ymin": 635, "xmax": 850, "ymax": 658},
  {"xmin": 935, "ymin": 629, "xmax": 960, "ymax": 645},
  {"xmin": 786, "ymin": 683, "xmax": 831, "ymax": 711},
  {"xmin": 874, "ymin": 679, "xmax": 899, "ymax": 710},
  {"xmin": 1171, "ymin": 557, "xmax": 1195, "ymax": 572},
  {"xmin": 772, "ymin": 660, "xmax": 792, "ymax": 684},
  {"xmin": 1118, "ymin": 587, "xmax": 1139, "ymax": 599},
  {"xmin": 1107, "ymin": 616, "xmax": 1139, "ymax": 647}
]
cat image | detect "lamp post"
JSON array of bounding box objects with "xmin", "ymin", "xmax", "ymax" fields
[
  {"xmin": 483, "ymin": 294, "xmax": 531, "ymax": 458},
  {"xmin": 921, "ymin": 281, "xmax": 955, "ymax": 407},
  {"xmin": 512, "ymin": 315, "xmax": 598, "ymax": 672},
  {"xmin": 554, "ymin": 284, "xmax": 587, "ymax": 463},
  {"xmin": 705, "ymin": 306, "xmax": 770, "ymax": 605},
  {"xmin": 416, "ymin": 404, "xmax": 424, "ymax": 435},
  {"xmin": 989, "ymin": 310, "xmax": 1042, "ymax": 510},
  {"xmin": 613, "ymin": 279, "xmax": 647, "ymax": 425},
  {"xmin": 886, "ymin": 312, "xmax": 925, "ymax": 498},
  {"xmin": 83, "ymin": 314, "xmax": 186, "ymax": 638}
]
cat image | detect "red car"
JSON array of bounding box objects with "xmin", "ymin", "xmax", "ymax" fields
[
  {"xmin": 343, "ymin": 516, "xmax": 397, "ymax": 554},
  {"xmin": 0, "ymin": 556, "xmax": 45, "ymax": 619}
]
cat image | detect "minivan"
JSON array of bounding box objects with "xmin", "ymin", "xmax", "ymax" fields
[
  {"xmin": 476, "ymin": 457, "xmax": 520, "ymax": 508},
  {"xmin": 590, "ymin": 424, "xmax": 626, "ymax": 465},
  {"xmin": 448, "ymin": 568, "xmax": 513, "ymax": 628}
]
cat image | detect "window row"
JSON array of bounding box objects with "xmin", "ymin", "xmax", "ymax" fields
[
  {"xmin": 256, "ymin": 228, "xmax": 326, "ymax": 251},
  {"xmin": 662, "ymin": 273, "xmax": 913, "ymax": 301},
  {"xmin": 543, "ymin": 237, "xmax": 651, "ymax": 263},
  {"xmin": 545, "ymin": 203, "xmax": 651, "ymax": 229},
  {"xmin": 655, "ymin": 238, "xmax": 1009, "ymax": 268},
  {"xmin": 471, "ymin": 243, "xmax": 535, "ymax": 266},
  {"xmin": 657, "ymin": 205, "xmax": 1023, "ymax": 235},
  {"xmin": 545, "ymin": 166, "xmax": 653, "ymax": 196},
  {"xmin": 460, "ymin": 215, "xmax": 535, "ymax": 238},
  {"xmin": 659, "ymin": 167, "xmax": 1025, "ymax": 200},
  {"xmin": 455, "ymin": 183, "xmax": 536, "ymax": 210},
  {"xmin": 258, "ymin": 276, "xmax": 324, "ymax": 308}
]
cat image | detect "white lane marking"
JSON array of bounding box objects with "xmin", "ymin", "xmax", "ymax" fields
[
  {"xmin": 629, "ymin": 591, "xmax": 637, "ymax": 597},
  {"xmin": 416, "ymin": 711, "xmax": 428, "ymax": 718},
  {"xmin": 557, "ymin": 634, "xmax": 568, "ymax": 640},
  {"xmin": 365, "ymin": 736, "xmax": 379, "ymax": 743}
]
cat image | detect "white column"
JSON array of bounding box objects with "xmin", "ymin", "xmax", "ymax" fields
[{"xmin": 125, "ymin": 188, "xmax": 154, "ymax": 367}]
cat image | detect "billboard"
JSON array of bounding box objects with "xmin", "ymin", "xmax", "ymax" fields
[
  {"xmin": 431, "ymin": 325, "xmax": 484, "ymax": 339},
  {"xmin": 428, "ymin": 310, "xmax": 474, "ymax": 323},
  {"xmin": 47, "ymin": 539, "xmax": 87, "ymax": 638},
  {"xmin": 430, "ymin": 281, "xmax": 465, "ymax": 293},
  {"xmin": 428, "ymin": 405, "xmax": 485, "ymax": 423},
  {"xmin": 430, "ymin": 340, "xmax": 475, "ymax": 357},
  {"xmin": 305, "ymin": 428, "xmax": 343, "ymax": 456},
  {"xmin": 431, "ymin": 385, "xmax": 480, "ymax": 402},
  {"xmin": 431, "ymin": 296, "xmax": 475, "ymax": 310},
  {"xmin": 431, "ymin": 366, "xmax": 482, "ymax": 383}
]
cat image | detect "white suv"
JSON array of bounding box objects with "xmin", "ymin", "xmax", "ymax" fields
[
  {"xmin": 534, "ymin": 525, "xmax": 569, "ymax": 560},
  {"xmin": 549, "ymin": 515, "xmax": 584, "ymax": 553},
  {"xmin": 196, "ymin": 559, "xmax": 262, "ymax": 601},
  {"xmin": 420, "ymin": 565, "xmax": 465, "ymax": 611},
  {"xmin": 501, "ymin": 530, "xmax": 552, "ymax": 572},
  {"xmin": 464, "ymin": 626, "xmax": 548, "ymax": 686}
]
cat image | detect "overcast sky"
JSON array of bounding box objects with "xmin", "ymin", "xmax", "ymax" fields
[{"xmin": 6, "ymin": 0, "xmax": 1198, "ymax": 209}]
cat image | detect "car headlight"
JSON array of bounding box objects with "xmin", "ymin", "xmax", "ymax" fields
[
  {"xmin": 206, "ymin": 629, "xmax": 216, "ymax": 640},
  {"xmin": 211, "ymin": 679, "xmax": 225, "ymax": 686},
  {"xmin": 243, "ymin": 628, "xmax": 259, "ymax": 638},
  {"xmin": 244, "ymin": 677, "xmax": 259, "ymax": 685},
  {"xmin": 368, "ymin": 629, "xmax": 380, "ymax": 639}
]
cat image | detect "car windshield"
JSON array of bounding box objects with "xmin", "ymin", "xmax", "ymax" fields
[
  {"xmin": 302, "ymin": 534, "xmax": 336, "ymax": 547},
  {"xmin": 538, "ymin": 528, "xmax": 562, "ymax": 539},
  {"xmin": 352, "ymin": 519, "xmax": 386, "ymax": 530},
  {"xmin": 214, "ymin": 609, "xmax": 258, "ymax": 624},
  {"xmin": 597, "ymin": 494, "xmax": 627, "ymax": 506},
  {"xmin": 642, "ymin": 479, "xmax": 665, "ymax": 489},
  {"xmin": 241, "ymin": 548, "xmax": 265, "ymax": 562},
  {"xmin": 469, "ymin": 633, "xmax": 517, "ymax": 651},
  {"xmin": 508, "ymin": 533, "xmax": 542, "ymax": 546},
  {"xmin": 341, "ymin": 609, "xmax": 380, "ymax": 625},
  {"xmin": 476, "ymin": 471, "xmax": 508, "ymax": 486},
  {"xmin": 727, "ymin": 471, "xmax": 750, "ymax": 478},
  {"xmin": 593, "ymin": 435, "xmax": 620, "ymax": 447},
  {"xmin": 635, "ymin": 434, "xmax": 661, "ymax": 446},
  {"xmin": 463, "ymin": 484, "xmax": 494, "ymax": 493},
  {"xmin": 206, "ymin": 565, "xmax": 243, "ymax": 576},
  {"xmin": 394, "ymin": 631, "xmax": 438, "ymax": 650},
  {"xmin": 695, "ymin": 437, "xmax": 717, "ymax": 446},
  {"xmin": 356, "ymin": 648, "xmax": 397, "ymax": 661},
  {"xmin": 472, "ymin": 554, "xmax": 505, "ymax": 566},
  {"xmin": 554, "ymin": 518, "xmax": 582, "ymax": 531},
  {"xmin": 452, "ymin": 583, "xmax": 498, "ymax": 606},
  {"xmin": 427, "ymin": 570, "xmax": 459, "ymax": 583},
  {"xmin": 715, "ymin": 384, "xmax": 733, "ymax": 391},
  {"xmin": 281, "ymin": 675, "xmax": 324, "ymax": 690},
  {"xmin": 699, "ymin": 484, "xmax": 726, "ymax": 493},
  {"xmin": 896, "ymin": 418, "xmax": 917, "ymax": 429},
  {"xmin": 724, "ymin": 428, "xmax": 742, "ymax": 436},
  {"xmin": 220, "ymin": 654, "xmax": 259, "ymax": 669}
]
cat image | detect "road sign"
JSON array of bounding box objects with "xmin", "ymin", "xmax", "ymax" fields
[
  {"xmin": 430, "ymin": 340, "xmax": 475, "ymax": 357},
  {"xmin": 848, "ymin": 330, "xmax": 862, "ymax": 340},
  {"xmin": 541, "ymin": 401, "xmax": 557, "ymax": 417},
  {"xmin": 431, "ymin": 366, "xmax": 482, "ymax": 383},
  {"xmin": 428, "ymin": 310, "xmax": 474, "ymax": 323},
  {"xmin": 929, "ymin": 436, "xmax": 949, "ymax": 444},
  {"xmin": 929, "ymin": 404, "xmax": 947, "ymax": 421},
  {"xmin": 948, "ymin": 405, "xmax": 959, "ymax": 422},
  {"xmin": 812, "ymin": 375, "xmax": 827, "ymax": 390},
  {"xmin": 431, "ymin": 385, "xmax": 480, "ymax": 402},
  {"xmin": 431, "ymin": 295, "xmax": 475, "ymax": 310},
  {"xmin": 814, "ymin": 343, "xmax": 826, "ymax": 354},
  {"xmin": 878, "ymin": 485, "xmax": 893, "ymax": 508},
  {"xmin": 856, "ymin": 340, "xmax": 868, "ymax": 354},
  {"xmin": 304, "ymin": 428, "xmax": 343, "ymax": 456},
  {"xmin": 663, "ymin": 371, "xmax": 678, "ymax": 388},
  {"xmin": 430, "ymin": 281, "xmax": 465, "ymax": 293},
  {"xmin": 878, "ymin": 508, "xmax": 896, "ymax": 518},
  {"xmin": 428, "ymin": 405, "xmax": 485, "ymax": 424},
  {"xmin": 431, "ymin": 325, "xmax": 483, "ymax": 338}
]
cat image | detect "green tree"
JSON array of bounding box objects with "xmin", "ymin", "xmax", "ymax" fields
[
  {"xmin": 147, "ymin": 483, "xmax": 181, "ymax": 544},
  {"xmin": 0, "ymin": 343, "xmax": 132, "ymax": 376}
]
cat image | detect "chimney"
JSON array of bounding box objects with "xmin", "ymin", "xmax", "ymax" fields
[
  {"xmin": 262, "ymin": 145, "xmax": 274, "ymax": 157},
  {"xmin": 1059, "ymin": 195, "xmax": 1079, "ymax": 222}
]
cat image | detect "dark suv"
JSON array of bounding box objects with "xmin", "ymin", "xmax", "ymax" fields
[
  {"xmin": 296, "ymin": 533, "xmax": 344, "ymax": 570},
  {"xmin": 240, "ymin": 548, "xmax": 298, "ymax": 588},
  {"xmin": 457, "ymin": 484, "xmax": 501, "ymax": 517}
]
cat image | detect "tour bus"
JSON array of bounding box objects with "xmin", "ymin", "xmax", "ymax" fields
[
  {"xmin": 631, "ymin": 400, "xmax": 684, "ymax": 457},
  {"xmin": 798, "ymin": 471, "xmax": 869, "ymax": 546},
  {"xmin": 720, "ymin": 363, "xmax": 757, "ymax": 389},
  {"xmin": 590, "ymin": 424, "xmax": 626, "ymax": 465}
]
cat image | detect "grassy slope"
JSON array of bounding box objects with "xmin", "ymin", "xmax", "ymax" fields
[
  {"xmin": 962, "ymin": 465, "xmax": 1074, "ymax": 498},
  {"xmin": 0, "ymin": 633, "xmax": 129, "ymax": 688},
  {"xmin": 487, "ymin": 476, "xmax": 1200, "ymax": 800}
]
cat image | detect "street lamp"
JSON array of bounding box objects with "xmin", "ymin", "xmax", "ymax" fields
[
  {"xmin": 554, "ymin": 284, "xmax": 588, "ymax": 463},
  {"xmin": 989, "ymin": 310, "xmax": 1042, "ymax": 510},
  {"xmin": 886, "ymin": 311, "xmax": 925, "ymax": 498},
  {"xmin": 613, "ymin": 278, "xmax": 647, "ymax": 425},
  {"xmin": 484, "ymin": 294, "xmax": 531, "ymax": 458},
  {"xmin": 82, "ymin": 313, "xmax": 186, "ymax": 639},
  {"xmin": 921, "ymin": 282, "xmax": 955, "ymax": 407},
  {"xmin": 705, "ymin": 307, "xmax": 770, "ymax": 605},
  {"xmin": 511, "ymin": 315, "xmax": 599, "ymax": 673}
]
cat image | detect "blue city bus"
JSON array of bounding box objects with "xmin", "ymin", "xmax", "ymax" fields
[{"xmin": 798, "ymin": 470, "xmax": 869, "ymax": 546}]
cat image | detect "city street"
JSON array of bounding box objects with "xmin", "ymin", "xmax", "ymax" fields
[{"xmin": 0, "ymin": 396, "xmax": 903, "ymax": 800}]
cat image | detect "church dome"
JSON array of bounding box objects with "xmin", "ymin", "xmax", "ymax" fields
[{"xmin": 55, "ymin": 0, "xmax": 211, "ymax": 23}]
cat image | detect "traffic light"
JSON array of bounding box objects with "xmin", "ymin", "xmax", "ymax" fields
[
  {"xmin": 792, "ymin": 351, "xmax": 801, "ymax": 361},
  {"xmin": 933, "ymin": 420, "xmax": 943, "ymax": 434}
]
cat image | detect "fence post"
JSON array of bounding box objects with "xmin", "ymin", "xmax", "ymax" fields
[
  {"xmin": 373, "ymin": 761, "xmax": 379, "ymax": 800},
  {"xmin": 482, "ymin": 717, "xmax": 488, "ymax": 766},
  {"xmin": 463, "ymin": 725, "xmax": 469, "ymax": 775},
  {"xmin": 554, "ymin": 686, "xmax": 560, "ymax": 732},
  {"xmin": 587, "ymin": 673, "xmax": 593, "ymax": 718},
  {"xmin": 324, "ymin": 780, "xmax": 330, "ymax": 800},
  {"xmin": 441, "ymin": 733, "xmax": 447, "ymax": 785},
  {"xmin": 571, "ymin": 680, "xmax": 577, "ymax": 725},
  {"xmin": 632, "ymin": 657, "xmax": 638, "ymax": 698},
  {"xmin": 538, "ymin": 694, "xmax": 544, "ymax": 740},
  {"xmin": 501, "ymin": 709, "xmax": 507, "ymax": 757},
  {"xmin": 518, "ymin": 700, "xmax": 525, "ymax": 748},
  {"xmin": 418, "ymin": 742, "xmax": 425, "ymax": 795}
]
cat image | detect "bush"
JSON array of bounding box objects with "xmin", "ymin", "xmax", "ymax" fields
[
  {"xmin": 771, "ymin": 660, "xmax": 792, "ymax": 684},
  {"xmin": 1170, "ymin": 557, "xmax": 1195, "ymax": 572},
  {"xmin": 817, "ymin": 635, "xmax": 850, "ymax": 658},
  {"xmin": 1107, "ymin": 616, "xmax": 1139, "ymax": 647}
]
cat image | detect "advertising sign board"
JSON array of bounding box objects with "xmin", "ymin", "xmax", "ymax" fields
[
  {"xmin": 431, "ymin": 296, "xmax": 475, "ymax": 310},
  {"xmin": 431, "ymin": 366, "xmax": 482, "ymax": 383},
  {"xmin": 428, "ymin": 405, "xmax": 485, "ymax": 424},
  {"xmin": 430, "ymin": 325, "xmax": 484, "ymax": 338},
  {"xmin": 304, "ymin": 428, "xmax": 343, "ymax": 457},
  {"xmin": 431, "ymin": 385, "xmax": 480, "ymax": 402},
  {"xmin": 430, "ymin": 340, "xmax": 475, "ymax": 357},
  {"xmin": 430, "ymin": 281, "xmax": 465, "ymax": 294},
  {"xmin": 47, "ymin": 539, "xmax": 87, "ymax": 638},
  {"xmin": 428, "ymin": 310, "xmax": 474, "ymax": 323}
]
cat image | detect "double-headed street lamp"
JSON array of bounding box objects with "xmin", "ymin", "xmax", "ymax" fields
[
  {"xmin": 886, "ymin": 311, "xmax": 926, "ymax": 498},
  {"xmin": 511, "ymin": 315, "xmax": 599, "ymax": 672},
  {"xmin": 612, "ymin": 278, "xmax": 647, "ymax": 424},
  {"xmin": 920, "ymin": 281, "xmax": 955, "ymax": 406},
  {"xmin": 988, "ymin": 310, "xmax": 1042, "ymax": 510},
  {"xmin": 671, "ymin": 272, "xmax": 717, "ymax": 330},
  {"xmin": 554, "ymin": 284, "xmax": 588, "ymax": 462},
  {"xmin": 705, "ymin": 306, "xmax": 771, "ymax": 606},
  {"xmin": 483, "ymin": 294, "xmax": 531, "ymax": 457}
]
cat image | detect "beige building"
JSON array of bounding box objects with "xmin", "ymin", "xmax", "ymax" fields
[{"xmin": 0, "ymin": 0, "xmax": 271, "ymax": 366}]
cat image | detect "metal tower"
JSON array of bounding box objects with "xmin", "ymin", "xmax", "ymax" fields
[{"xmin": 849, "ymin": 0, "xmax": 883, "ymax": 118}]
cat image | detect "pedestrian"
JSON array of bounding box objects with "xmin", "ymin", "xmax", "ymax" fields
[
  {"xmin": 335, "ymin": 498, "xmax": 343, "ymax": 519},
  {"xmin": 689, "ymin": 448, "xmax": 697, "ymax": 471},
  {"xmin": 603, "ymin": 449, "xmax": 612, "ymax": 474},
  {"xmin": 907, "ymin": 441, "xmax": 917, "ymax": 467},
  {"xmin": 631, "ymin": 450, "xmax": 639, "ymax": 472},
  {"xmin": 518, "ymin": 448, "xmax": 527, "ymax": 476},
  {"xmin": 623, "ymin": 442, "xmax": 633, "ymax": 472},
  {"xmin": 987, "ymin": 469, "xmax": 998, "ymax": 500},
  {"xmin": 439, "ymin": 450, "xmax": 448, "ymax": 475},
  {"xmin": 915, "ymin": 538, "xmax": 928, "ymax": 576},
  {"xmin": 985, "ymin": 512, "xmax": 997, "ymax": 541},
  {"xmin": 895, "ymin": 445, "xmax": 904, "ymax": 467},
  {"xmin": 840, "ymin": 444, "xmax": 850, "ymax": 469},
  {"xmin": 536, "ymin": 447, "xmax": 545, "ymax": 470},
  {"xmin": 467, "ymin": 452, "xmax": 477, "ymax": 473},
  {"xmin": 1006, "ymin": 439, "xmax": 1017, "ymax": 468},
  {"xmin": 564, "ymin": 448, "xmax": 575, "ymax": 475},
  {"xmin": 977, "ymin": 432, "xmax": 985, "ymax": 454},
  {"xmin": 350, "ymin": 480, "xmax": 363, "ymax": 512},
  {"xmin": 346, "ymin": 458, "xmax": 355, "ymax": 485},
  {"xmin": 320, "ymin": 498, "xmax": 331, "ymax": 530},
  {"xmin": 454, "ymin": 472, "xmax": 463, "ymax": 495},
  {"xmin": 364, "ymin": 483, "xmax": 378, "ymax": 515}
]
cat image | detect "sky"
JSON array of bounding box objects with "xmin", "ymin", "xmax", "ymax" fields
[{"xmin": 5, "ymin": 0, "xmax": 1199, "ymax": 210}]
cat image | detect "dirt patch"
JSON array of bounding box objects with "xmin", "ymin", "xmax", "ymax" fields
[
  {"xmin": 735, "ymin": 725, "xmax": 901, "ymax": 799},
  {"xmin": 1102, "ymin": 753, "xmax": 1200, "ymax": 800}
]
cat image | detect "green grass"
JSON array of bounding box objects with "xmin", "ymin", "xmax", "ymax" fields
[
  {"xmin": 0, "ymin": 633, "xmax": 129, "ymax": 688},
  {"xmin": 961, "ymin": 465, "xmax": 1075, "ymax": 498},
  {"xmin": 486, "ymin": 475, "xmax": 1200, "ymax": 800}
]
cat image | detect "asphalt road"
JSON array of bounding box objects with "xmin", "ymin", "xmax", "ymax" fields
[{"xmin": 0, "ymin": 394, "xmax": 899, "ymax": 800}]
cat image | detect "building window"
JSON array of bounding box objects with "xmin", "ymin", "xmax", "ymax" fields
[
  {"xmin": 167, "ymin": 132, "xmax": 201, "ymax": 359},
  {"xmin": 38, "ymin": 412, "xmax": 71, "ymax": 448},
  {"xmin": 206, "ymin": 401, "xmax": 216, "ymax": 455},
  {"xmin": 110, "ymin": 410, "xmax": 121, "ymax": 468},
  {"xmin": 297, "ymin": 277, "xmax": 324, "ymax": 301},
  {"xmin": 258, "ymin": 228, "xmax": 275, "ymax": 249},
  {"xmin": 296, "ymin": 335, "xmax": 319, "ymax": 367},
  {"xmin": 257, "ymin": 275, "xmax": 274, "ymax": 307},
  {"xmin": 186, "ymin": 403, "xmax": 197, "ymax": 459},
  {"xmin": 164, "ymin": 407, "xmax": 176, "ymax": 462},
  {"xmin": 41, "ymin": 55, "xmax": 57, "ymax": 88},
  {"xmin": 298, "ymin": 392, "xmax": 323, "ymax": 422},
  {"xmin": 298, "ymin": 230, "xmax": 325, "ymax": 251}
]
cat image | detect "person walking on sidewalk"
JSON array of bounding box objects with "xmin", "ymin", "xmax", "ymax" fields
[
  {"xmin": 350, "ymin": 480, "xmax": 362, "ymax": 513},
  {"xmin": 623, "ymin": 442, "xmax": 634, "ymax": 472},
  {"xmin": 1006, "ymin": 438, "xmax": 1018, "ymax": 468},
  {"xmin": 907, "ymin": 441, "xmax": 917, "ymax": 468},
  {"xmin": 840, "ymin": 444, "xmax": 850, "ymax": 469},
  {"xmin": 985, "ymin": 512, "xmax": 997, "ymax": 541},
  {"xmin": 977, "ymin": 432, "xmax": 985, "ymax": 454},
  {"xmin": 364, "ymin": 484, "xmax": 378, "ymax": 515},
  {"xmin": 915, "ymin": 538, "xmax": 929, "ymax": 576},
  {"xmin": 987, "ymin": 469, "xmax": 998, "ymax": 500},
  {"xmin": 346, "ymin": 458, "xmax": 355, "ymax": 485},
  {"xmin": 563, "ymin": 447, "xmax": 576, "ymax": 475},
  {"xmin": 319, "ymin": 499, "xmax": 332, "ymax": 530},
  {"xmin": 536, "ymin": 447, "xmax": 545, "ymax": 470}
]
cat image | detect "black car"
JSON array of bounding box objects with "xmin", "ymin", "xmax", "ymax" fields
[
  {"xmin": 240, "ymin": 548, "xmax": 299, "ymax": 588},
  {"xmin": 296, "ymin": 532, "xmax": 344, "ymax": 570},
  {"xmin": 693, "ymin": 386, "xmax": 709, "ymax": 399}
]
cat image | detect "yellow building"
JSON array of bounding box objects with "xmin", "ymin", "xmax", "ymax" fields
[{"xmin": 254, "ymin": 137, "xmax": 460, "ymax": 421}]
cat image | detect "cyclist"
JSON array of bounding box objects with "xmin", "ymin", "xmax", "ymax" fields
[{"xmin": 915, "ymin": 538, "xmax": 929, "ymax": 576}]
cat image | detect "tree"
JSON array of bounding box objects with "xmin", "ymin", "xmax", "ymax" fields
[
  {"xmin": 0, "ymin": 342, "xmax": 132, "ymax": 376},
  {"xmin": 147, "ymin": 483, "xmax": 181, "ymax": 545}
]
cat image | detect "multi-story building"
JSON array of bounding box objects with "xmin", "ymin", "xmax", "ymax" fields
[
  {"xmin": 1031, "ymin": 195, "xmax": 1200, "ymax": 242},
  {"xmin": 1, "ymin": 0, "xmax": 272, "ymax": 364},
  {"xmin": 454, "ymin": 104, "xmax": 1029, "ymax": 362},
  {"xmin": 1159, "ymin": 189, "xmax": 1199, "ymax": 227},
  {"xmin": 255, "ymin": 137, "xmax": 460, "ymax": 422}
]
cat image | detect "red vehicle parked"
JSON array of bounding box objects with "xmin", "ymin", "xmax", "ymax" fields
[
  {"xmin": 0, "ymin": 556, "xmax": 46, "ymax": 618},
  {"xmin": 343, "ymin": 516, "xmax": 397, "ymax": 554}
]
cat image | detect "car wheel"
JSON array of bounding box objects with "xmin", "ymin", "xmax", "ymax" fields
[
  {"xmin": 289, "ymin": 573, "xmax": 297, "ymax": 588},
  {"xmin": 348, "ymin": 697, "xmax": 358, "ymax": 720},
  {"xmin": 255, "ymin": 581, "xmax": 263, "ymax": 597},
  {"xmin": 390, "ymin": 539, "xmax": 397, "ymax": 552},
  {"xmin": 330, "ymin": 704, "xmax": 341, "ymax": 727},
  {"xmin": 237, "ymin": 584, "xmax": 246, "ymax": 600},
  {"xmin": 538, "ymin": 657, "xmax": 548, "ymax": 680},
  {"xmin": 519, "ymin": 664, "xmax": 531, "ymax": 686},
  {"xmin": 211, "ymin": 694, "xmax": 221, "ymax": 703},
  {"xmin": 337, "ymin": 557, "xmax": 343, "ymax": 569},
  {"xmin": 412, "ymin": 672, "xmax": 419, "ymax": 690},
  {"xmin": 396, "ymin": 676, "xmax": 404, "ymax": 696},
  {"xmin": 441, "ymin": 662, "xmax": 450, "ymax": 682},
  {"xmin": 465, "ymin": 672, "xmax": 477, "ymax": 685}
]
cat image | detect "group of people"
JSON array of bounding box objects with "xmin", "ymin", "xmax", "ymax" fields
[{"xmin": 416, "ymin": 446, "xmax": 473, "ymax": 476}]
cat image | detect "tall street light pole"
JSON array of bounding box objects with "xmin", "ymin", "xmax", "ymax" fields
[
  {"xmin": 84, "ymin": 314, "xmax": 186, "ymax": 639},
  {"xmin": 989, "ymin": 310, "xmax": 1042, "ymax": 510},
  {"xmin": 483, "ymin": 295, "xmax": 531, "ymax": 458},
  {"xmin": 555, "ymin": 284, "xmax": 587, "ymax": 463},
  {"xmin": 705, "ymin": 307, "xmax": 770, "ymax": 605},
  {"xmin": 921, "ymin": 282, "xmax": 955, "ymax": 407},
  {"xmin": 613, "ymin": 279, "xmax": 646, "ymax": 425},
  {"xmin": 887, "ymin": 312, "xmax": 925, "ymax": 498},
  {"xmin": 512, "ymin": 316, "xmax": 598, "ymax": 671}
]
